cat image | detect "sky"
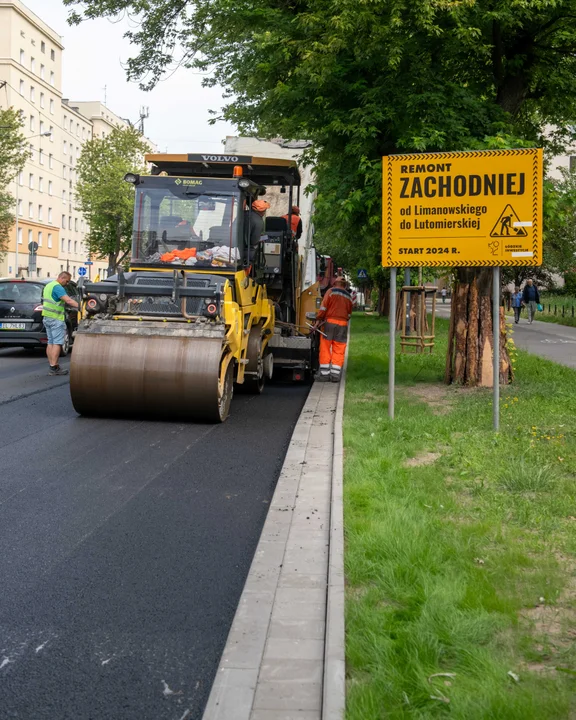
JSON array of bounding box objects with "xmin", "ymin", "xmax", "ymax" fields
[{"xmin": 23, "ymin": 0, "xmax": 237, "ymax": 152}]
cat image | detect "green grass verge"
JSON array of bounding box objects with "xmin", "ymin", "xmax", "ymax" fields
[
  {"xmin": 344, "ymin": 314, "xmax": 576, "ymax": 719},
  {"xmin": 506, "ymin": 294, "xmax": 576, "ymax": 328}
]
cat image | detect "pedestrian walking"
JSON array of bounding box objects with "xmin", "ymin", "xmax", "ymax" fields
[
  {"xmin": 441, "ymin": 287, "xmax": 447, "ymax": 304},
  {"xmin": 41, "ymin": 271, "xmax": 79, "ymax": 375},
  {"xmin": 522, "ymin": 278, "xmax": 540, "ymax": 324},
  {"xmin": 314, "ymin": 277, "xmax": 353, "ymax": 382},
  {"xmin": 511, "ymin": 285, "xmax": 523, "ymax": 323}
]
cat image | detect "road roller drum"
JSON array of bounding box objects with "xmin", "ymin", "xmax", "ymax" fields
[{"xmin": 70, "ymin": 319, "xmax": 233, "ymax": 422}]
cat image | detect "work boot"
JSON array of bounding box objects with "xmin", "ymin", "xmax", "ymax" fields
[
  {"xmin": 315, "ymin": 373, "xmax": 330, "ymax": 382},
  {"xmin": 49, "ymin": 366, "xmax": 69, "ymax": 376},
  {"xmin": 330, "ymin": 375, "xmax": 341, "ymax": 383}
]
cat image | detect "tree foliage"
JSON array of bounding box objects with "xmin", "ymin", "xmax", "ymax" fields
[
  {"xmin": 0, "ymin": 108, "xmax": 28, "ymax": 256},
  {"xmin": 75, "ymin": 126, "xmax": 148, "ymax": 271},
  {"xmin": 64, "ymin": 0, "xmax": 576, "ymax": 275}
]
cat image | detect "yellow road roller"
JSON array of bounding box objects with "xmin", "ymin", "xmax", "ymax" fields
[{"xmin": 70, "ymin": 153, "xmax": 321, "ymax": 422}]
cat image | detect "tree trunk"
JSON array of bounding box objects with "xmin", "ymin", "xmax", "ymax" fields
[
  {"xmin": 445, "ymin": 268, "xmax": 512, "ymax": 387},
  {"xmin": 107, "ymin": 221, "xmax": 123, "ymax": 276}
]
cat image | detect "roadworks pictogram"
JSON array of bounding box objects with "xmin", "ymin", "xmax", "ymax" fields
[{"xmin": 490, "ymin": 204, "xmax": 528, "ymax": 238}]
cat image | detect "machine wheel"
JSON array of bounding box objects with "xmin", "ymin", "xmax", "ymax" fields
[
  {"xmin": 59, "ymin": 327, "xmax": 71, "ymax": 356},
  {"xmin": 215, "ymin": 360, "xmax": 234, "ymax": 422},
  {"xmin": 238, "ymin": 326, "xmax": 265, "ymax": 394}
]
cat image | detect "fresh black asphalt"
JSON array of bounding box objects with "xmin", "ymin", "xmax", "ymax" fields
[{"xmin": 0, "ymin": 348, "xmax": 309, "ymax": 720}]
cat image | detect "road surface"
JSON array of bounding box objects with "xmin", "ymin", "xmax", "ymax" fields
[
  {"xmin": 0, "ymin": 347, "xmax": 309, "ymax": 720},
  {"xmin": 433, "ymin": 300, "xmax": 576, "ymax": 369}
]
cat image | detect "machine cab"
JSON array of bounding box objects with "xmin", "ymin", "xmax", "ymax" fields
[{"xmin": 129, "ymin": 175, "xmax": 249, "ymax": 271}]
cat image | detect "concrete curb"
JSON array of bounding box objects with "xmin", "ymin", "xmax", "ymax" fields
[
  {"xmin": 203, "ymin": 379, "xmax": 340, "ymax": 720},
  {"xmin": 322, "ymin": 348, "xmax": 347, "ymax": 720}
]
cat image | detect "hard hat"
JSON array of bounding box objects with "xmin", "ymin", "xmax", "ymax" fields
[{"xmin": 252, "ymin": 200, "xmax": 270, "ymax": 213}]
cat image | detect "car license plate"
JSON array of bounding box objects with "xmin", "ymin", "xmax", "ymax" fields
[{"xmin": 0, "ymin": 323, "xmax": 26, "ymax": 330}]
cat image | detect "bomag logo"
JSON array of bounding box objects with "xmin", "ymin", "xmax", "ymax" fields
[
  {"xmin": 202, "ymin": 154, "xmax": 239, "ymax": 162},
  {"xmin": 174, "ymin": 179, "xmax": 203, "ymax": 186}
]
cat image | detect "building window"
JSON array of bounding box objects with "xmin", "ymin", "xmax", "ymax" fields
[
  {"xmin": 16, "ymin": 227, "xmax": 23, "ymax": 245},
  {"xmin": 40, "ymin": 64, "xmax": 45, "ymax": 80},
  {"xmin": 51, "ymin": 49, "xmax": 55, "ymax": 61},
  {"xmin": 39, "ymin": 149, "xmax": 44, "ymax": 165},
  {"xmin": 49, "ymin": 154, "xmax": 53, "ymax": 168},
  {"xmin": 40, "ymin": 92, "xmax": 45, "ymax": 108},
  {"xmin": 68, "ymin": 239, "xmax": 71, "ymax": 252},
  {"xmin": 62, "ymin": 190, "xmax": 66, "ymax": 202},
  {"xmin": 38, "ymin": 205, "xmax": 43, "ymax": 221},
  {"xmin": 49, "ymin": 128, "xmax": 54, "ymax": 142},
  {"xmin": 69, "ymin": 216, "xmax": 72, "ymax": 230},
  {"xmin": 40, "ymin": 121, "xmax": 44, "ymax": 135},
  {"xmin": 28, "ymin": 229, "xmax": 33, "ymax": 245},
  {"xmin": 61, "ymin": 238, "xmax": 65, "ymax": 251},
  {"xmin": 29, "ymin": 115, "xmax": 35, "ymax": 132},
  {"xmin": 63, "ymin": 140, "xmax": 67, "ymax": 155},
  {"xmin": 76, "ymin": 123, "xmax": 79, "ymax": 137},
  {"xmin": 49, "ymin": 99, "xmax": 54, "ymax": 114},
  {"xmin": 18, "ymin": 172, "xmax": 23, "ymax": 186},
  {"xmin": 29, "ymin": 203, "xmax": 34, "ymax": 218},
  {"xmin": 19, "ymin": 80, "xmax": 24, "ymax": 95},
  {"xmin": 50, "ymin": 71, "xmax": 55, "ymax": 86},
  {"xmin": 48, "ymin": 207, "xmax": 52, "ymax": 222},
  {"xmin": 69, "ymin": 119, "xmax": 73, "ymax": 132},
  {"xmin": 20, "ymin": 50, "xmax": 25, "ymax": 64},
  {"xmin": 38, "ymin": 231, "xmax": 43, "ymax": 247},
  {"xmin": 29, "ymin": 173, "xmax": 34, "ymax": 189},
  {"xmin": 29, "ymin": 143, "xmax": 34, "ymax": 162},
  {"xmin": 30, "ymin": 57, "xmax": 35, "ymax": 73},
  {"xmin": 75, "ymin": 218, "xmax": 78, "ymax": 232},
  {"xmin": 39, "ymin": 177, "xmax": 43, "ymax": 192},
  {"xmin": 17, "ymin": 200, "xmax": 22, "ymax": 216},
  {"xmin": 63, "ymin": 166, "xmax": 67, "ymax": 180},
  {"xmin": 62, "ymin": 215, "xmax": 66, "ymax": 229},
  {"xmin": 30, "ymin": 86, "xmax": 35, "ymax": 102},
  {"xmin": 74, "ymin": 240, "xmax": 77, "ymax": 253},
  {"xmin": 63, "ymin": 115, "xmax": 67, "ymax": 127},
  {"xmin": 48, "ymin": 181, "xmax": 52, "ymax": 195},
  {"xmin": 41, "ymin": 41, "xmax": 45, "ymax": 53}
]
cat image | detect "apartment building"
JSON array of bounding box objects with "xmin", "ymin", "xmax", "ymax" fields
[{"xmin": 0, "ymin": 0, "xmax": 150, "ymax": 281}]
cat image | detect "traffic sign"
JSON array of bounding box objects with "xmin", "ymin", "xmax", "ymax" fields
[
  {"xmin": 28, "ymin": 241, "xmax": 38, "ymax": 253},
  {"xmin": 357, "ymin": 268, "xmax": 368, "ymax": 279},
  {"xmin": 85, "ymin": 261, "xmax": 94, "ymax": 265},
  {"xmin": 78, "ymin": 267, "xmax": 87, "ymax": 276},
  {"xmin": 382, "ymin": 148, "xmax": 543, "ymax": 267}
]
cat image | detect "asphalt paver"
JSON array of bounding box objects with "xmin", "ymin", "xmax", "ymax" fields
[{"xmin": 0, "ymin": 348, "xmax": 309, "ymax": 720}]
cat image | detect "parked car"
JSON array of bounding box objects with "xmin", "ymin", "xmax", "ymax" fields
[{"xmin": 0, "ymin": 278, "xmax": 80, "ymax": 354}]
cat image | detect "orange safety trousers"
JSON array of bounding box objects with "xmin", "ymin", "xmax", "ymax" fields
[{"xmin": 319, "ymin": 318, "xmax": 348, "ymax": 379}]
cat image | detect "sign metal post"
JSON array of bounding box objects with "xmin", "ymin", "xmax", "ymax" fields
[
  {"xmin": 493, "ymin": 266, "xmax": 500, "ymax": 431},
  {"xmin": 389, "ymin": 267, "xmax": 397, "ymax": 420}
]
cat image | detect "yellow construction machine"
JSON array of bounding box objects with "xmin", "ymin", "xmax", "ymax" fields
[{"xmin": 69, "ymin": 153, "xmax": 321, "ymax": 422}]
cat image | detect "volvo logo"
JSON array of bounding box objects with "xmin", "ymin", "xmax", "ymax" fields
[
  {"xmin": 10, "ymin": 306, "xmax": 15, "ymax": 314},
  {"xmin": 201, "ymin": 155, "xmax": 239, "ymax": 162}
]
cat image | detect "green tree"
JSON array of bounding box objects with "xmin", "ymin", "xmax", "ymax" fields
[
  {"xmin": 75, "ymin": 126, "xmax": 147, "ymax": 273},
  {"xmin": 65, "ymin": 0, "xmax": 576, "ymax": 382},
  {"xmin": 0, "ymin": 108, "xmax": 28, "ymax": 256}
]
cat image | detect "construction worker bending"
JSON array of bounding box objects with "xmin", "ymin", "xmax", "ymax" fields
[{"xmin": 315, "ymin": 277, "xmax": 352, "ymax": 382}]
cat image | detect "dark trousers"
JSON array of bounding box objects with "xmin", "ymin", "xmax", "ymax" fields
[{"xmin": 513, "ymin": 306, "xmax": 521, "ymax": 323}]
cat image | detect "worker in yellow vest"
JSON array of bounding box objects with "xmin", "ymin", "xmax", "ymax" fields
[{"xmin": 42, "ymin": 271, "xmax": 79, "ymax": 375}]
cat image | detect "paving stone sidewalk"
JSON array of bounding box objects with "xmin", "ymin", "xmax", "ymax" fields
[{"xmin": 203, "ymin": 379, "xmax": 344, "ymax": 720}]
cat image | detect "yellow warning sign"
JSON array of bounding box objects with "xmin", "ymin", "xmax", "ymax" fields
[{"xmin": 382, "ymin": 148, "xmax": 542, "ymax": 267}]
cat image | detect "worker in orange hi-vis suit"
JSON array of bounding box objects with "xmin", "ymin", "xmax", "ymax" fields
[{"xmin": 314, "ymin": 277, "xmax": 353, "ymax": 382}]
